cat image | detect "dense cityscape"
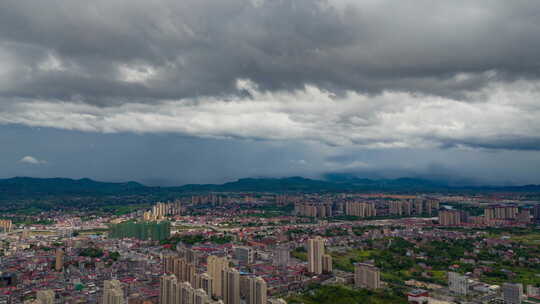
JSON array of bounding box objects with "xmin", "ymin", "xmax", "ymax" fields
[{"xmin": 1, "ymin": 189, "xmax": 539, "ymax": 304}]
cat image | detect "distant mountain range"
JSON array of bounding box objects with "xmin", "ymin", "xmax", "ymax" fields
[
  {"xmin": 1, "ymin": 176, "xmax": 539, "ymax": 210},
  {"xmin": 0, "ymin": 177, "xmax": 147, "ymax": 197},
  {"xmin": 1, "ymin": 175, "xmax": 540, "ymax": 197}
]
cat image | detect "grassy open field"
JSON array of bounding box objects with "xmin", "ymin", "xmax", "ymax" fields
[
  {"xmin": 286, "ymin": 284, "xmax": 407, "ymax": 304},
  {"xmin": 330, "ymin": 249, "xmax": 377, "ymax": 272},
  {"xmin": 509, "ymin": 232, "xmax": 540, "ymax": 246}
]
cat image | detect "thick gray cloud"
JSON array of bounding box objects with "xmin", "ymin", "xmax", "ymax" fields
[
  {"xmin": 1, "ymin": 0, "xmax": 540, "ymax": 183},
  {"xmin": 1, "ymin": 0, "xmax": 539, "ymax": 101},
  {"xmin": 19, "ymin": 155, "xmax": 47, "ymax": 165}
]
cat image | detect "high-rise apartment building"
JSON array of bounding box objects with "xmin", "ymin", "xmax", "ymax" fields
[
  {"xmin": 164, "ymin": 256, "xmax": 197, "ymax": 286},
  {"xmin": 484, "ymin": 205, "xmax": 519, "ymax": 221},
  {"xmin": 247, "ymin": 276, "xmax": 267, "ymax": 304},
  {"xmin": 533, "ymin": 205, "xmax": 540, "ymax": 222},
  {"xmin": 160, "ymin": 274, "xmax": 178, "ymax": 304},
  {"xmin": 239, "ymin": 276, "xmax": 250, "ymax": 299},
  {"xmin": 389, "ymin": 201, "xmax": 404, "ymax": 216},
  {"xmin": 163, "ymin": 254, "xmax": 176, "ymax": 273},
  {"xmin": 322, "ymin": 254, "xmax": 333, "ymax": 273},
  {"xmin": 425, "ymin": 200, "xmax": 440, "ymax": 216},
  {"xmin": 221, "ymin": 268, "xmax": 240, "ymax": 304},
  {"xmin": 195, "ymin": 273, "xmax": 213, "ymax": 298},
  {"xmin": 207, "ymin": 256, "xmax": 229, "ymax": 298},
  {"xmin": 36, "ymin": 290, "xmax": 55, "ymax": 304},
  {"xmin": 234, "ymin": 246, "xmax": 254, "ymax": 265},
  {"xmin": 403, "ymin": 200, "xmax": 412, "ymax": 215},
  {"xmin": 307, "ymin": 236, "xmax": 325, "ymax": 275},
  {"xmin": 179, "ymin": 282, "xmax": 194, "ymax": 304},
  {"xmin": 354, "ymin": 262, "xmax": 381, "ymax": 290},
  {"xmin": 276, "ymin": 194, "xmax": 301, "ymax": 206},
  {"xmin": 516, "ymin": 210, "xmax": 531, "ymax": 223},
  {"xmin": 503, "ymin": 283, "xmax": 523, "ymax": 304},
  {"xmin": 414, "ymin": 200, "xmax": 424, "ymax": 215},
  {"xmin": 0, "ymin": 220, "xmax": 12, "ymax": 233},
  {"xmin": 191, "ymin": 194, "xmax": 225, "ymax": 206},
  {"xmin": 274, "ymin": 246, "xmax": 290, "ymax": 269},
  {"xmin": 180, "ymin": 259, "xmax": 197, "ymax": 286},
  {"xmin": 448, "ymin": 272, "xmax": 468, "ymax": 295},
  {"xmin": 144, "ymin": 201, "xmax": 184, "ymax": 221},
  {"xmin": 55, "ymin": 248, "xmax": 64, "ymax": 272},
  {"xmin": 345, "ymin": 202, "xmax": 376, "ymax": 218},
  {"xmin": 439, "ymin": 210, "xmax": 461, "ymax": 226},
  {"xmin": 294, "ymin": 203, "xmax": 332, "ymax": 218},
  {"xmin": 390, "ymin": 200, "xmax": 433, "ymax": 216},
  {"xmin": 153, "ymin": 202, "xmax": 168, "ymax": 219},
  {"xmin": 193, "ymin": 288, "xmax": 209, "ymax": 304},
  {"xmin": 160, "ymin": 275, "xmax": 215, "ymax": 304},
  {"xmin": 103, "ymin": 280, "xmax": 125, "ymax": 304},
  {"xmin": 178, "ymin": 246, "xmax": 202, "ymax": 266}
]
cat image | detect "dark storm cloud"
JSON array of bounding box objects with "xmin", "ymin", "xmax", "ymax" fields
[
  {"xmin": 1, "ymin": 0, "xmax": 540, "ymax": 103},
  {"xmin": 1, "ymin": 0, "xmax": 540, "ymax": 152},
  {"xmin": 438, "ymin": 136, "xmax": 540, "ymax": 151},
  {"xmin": 321, "ymin": 147, "xmax": 540, "ymax": 186}
]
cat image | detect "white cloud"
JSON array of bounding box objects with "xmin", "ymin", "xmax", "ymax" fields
[
  {"xmin": 324, "ymin": 160, "xmax": 370, "ymax": 170},
  {"xmin": 38, "ymin": 53, "xmax": 65, "ymax": 72},
  {"xmin": 1, "ymin": 78, "xmax": 540, "ymax": 150},
  {"xmin": 291, "ymin": 159, "xmax": 308, "ymax": 166},
  {"xmin": 19, "ymin": 155, "xmax": 47, "ymax": 165},
  {"xmin": 117, "ymin": 64, "xmax": 157, "ymax": 83}
]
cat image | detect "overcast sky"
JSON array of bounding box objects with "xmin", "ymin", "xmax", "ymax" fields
[{"xmin": 1, "ymin": 0, "xmax": 540, "ymax": 186}]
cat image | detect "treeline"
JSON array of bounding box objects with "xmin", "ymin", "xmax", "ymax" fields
[{"xmin": 160, "ymin": 234, "xmax": 233, "ymax": 246}]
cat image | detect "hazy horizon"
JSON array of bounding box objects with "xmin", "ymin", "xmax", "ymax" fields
[{"xmin": 2, "ymin": 1, "xmax": 540, "ymax": 186}]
